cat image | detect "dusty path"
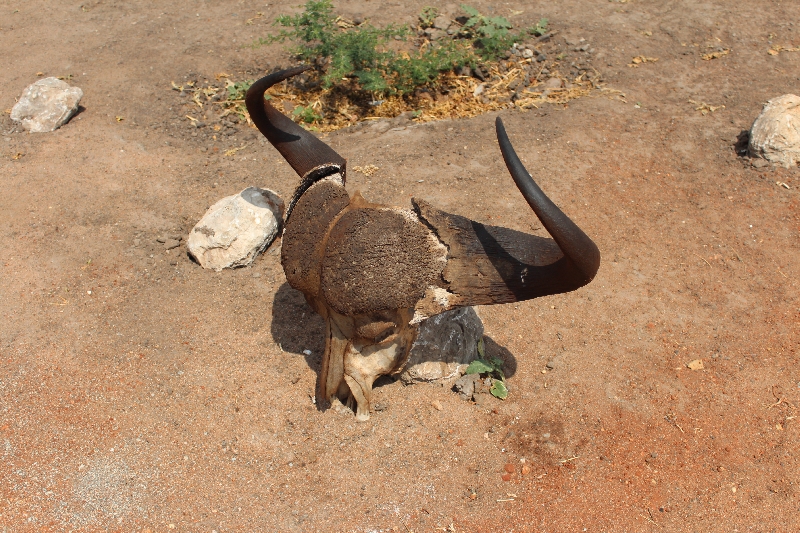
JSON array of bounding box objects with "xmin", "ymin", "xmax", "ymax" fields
[{"xmin": 1, "ymin": 1, "xmax": 798, "ymax": 531}]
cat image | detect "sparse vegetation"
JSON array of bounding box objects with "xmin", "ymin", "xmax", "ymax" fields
[
  {"xmin": 465, "ymin": 338, "xmax": 508, "ymax": 399},
  {"xmin": 259, "ymin": 0, "xmax": 544, "ymax": 96},
  {"xmin": 172, "ymin": 2, "xmax": 615, "ymax": 130}
]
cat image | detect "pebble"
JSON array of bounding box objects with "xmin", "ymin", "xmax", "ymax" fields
[
  {"xmin": 302, "ymin": 349, "xmax": 312, "ymax": 356},
  {"xmin": 431, "ymin": 399, "xmax": 443, "ymax": 411},
  {"xmin": 545, "ymin": 360, "xmax": 555, "ymax": 370},
  {"xmin": 164, "ymin": 238, "xmax": 180, "ymax": 250},
  {"xmin": 522, "ymin": 48, "xmax": 534, "ymax": 59},
  {"xmin": 686, "ymin": 359, "xmax": 704, "ymax": 370}
]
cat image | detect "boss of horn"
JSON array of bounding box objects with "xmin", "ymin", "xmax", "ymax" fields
[{"xmin": 246, "ymin": 66, "xmax": 601, "ymax": 420}]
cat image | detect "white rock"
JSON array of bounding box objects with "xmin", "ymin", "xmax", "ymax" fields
[
  {"xmin": 11, "ymin": 77, "xmax": 83, "ymax": 133},
  {"xmin": 188, "ymin": 187, "xmax": 284, "ymax": 271},
  {"xmin": 400, "ymin": 307, "xmax": 484, "ymax": 383},
  {"xmin": 748, "ymin": 94, "xmax": 800, "ymax": 168}
]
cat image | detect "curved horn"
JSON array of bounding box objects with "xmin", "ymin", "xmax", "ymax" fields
[
  {"xmin": 496, "ymin": 116, "xmax": 600, "ymax": 288},
  {"xmin": 245, "ymin": 66, "xmax": 346, "ymax": 181}
]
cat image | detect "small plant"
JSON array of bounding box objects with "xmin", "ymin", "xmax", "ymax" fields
[
  {"xmin": 459, "ymin": 5, "xmax": 514, "ymax": 59},
  {"xmin": 530, "ymin": 18, "xmax": 548, "ymax": 37},
  {"xmin": 226, "ymin": 79, "xmax": 252, "ymax": 101},
  {"xmin": 419, "ymin": 6, "xmax": 438, "ymax": 28},
  {"xmin": 464, "ymin": 338, "xmax": 508, "ymax": 399},
  {"xmin": 292, "ymin": 104, "xmax": 323, "ymax": 123},
  {"xmin": 459, "ymin": 5, "xmax": 547, "ymax": 60}
]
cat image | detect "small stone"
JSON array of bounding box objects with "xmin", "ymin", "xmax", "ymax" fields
[
  {"xmin": 545, "ymin": 360, "xmax": 555, "ymax": 370},
  {"xmin": 521, "ymin": 464, "xmax": 531, "ymax": 475},
  {"xmin": 302, "ymin": 349, "xmax": 312, "ymax": 356},
  {"xmin": 454, "ymin": 373, "xmax": 481, "ymax": 400},
  {"xmin": 537, "ymin": 52, "xmax": 548, "ymax": 62},
  {"xmin": 11, "ymin": 77, "xmax": 83, "ymax": 132},
  {"xmin": 687, "ymin": 359, "xmax": 704, "ymax": 370},
  {"xmin": 431, "ymin": 399, "xmax": 443, "ymax": 411},
  {"xmin": 748, "ymin": 94, "xmax": 800, "ymax": 168},
  {"xmin": 522, "ymin": 48, "xmax": 534, "ymax": 59},
  {"xmin": 501, "ymin": 472, "xmax": 512, "ymax": 482},
  {"xmin": 187, "ymin": 187, "xmax": 284, "ymax": 271},
  {"xmin": 504, "ymin": 463, "xmax": 515, "ymax": 473},
  {"xmin": 164, "ymin": 238, "xmax": 180, "ymax": 250},
  {"xmin": 544, "ymin": 77, "xmax": 563, "ymax": 89},
  {"xmin": 432, "ymin": 15, "xmax": 450, "ymax": 30}
]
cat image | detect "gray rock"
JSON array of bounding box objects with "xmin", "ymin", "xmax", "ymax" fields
[
  {"xmin": 432, "ymin": 15, "xmax": 451, "ymax": 30},
  {"xmin": 187, "ymin": 187, "xmax": 284, "ymax": 271},
  {"xmin": 11, "ymin": 77, "xmax": 83, "ymax": 133},
  {"xmin": 748, "ymin": 94, "xmax": 800, "ymax": 168},
  {"xmin": 544, "ymin": 77, "xmax": 563, "ymax": 89},
  {"xmin": 400, "ymin": 307, "xmax": 484, "ymax": 383},
  {"xmin": 454, "ymin": 373, "xmax": 481, "ymax": 400},
  {"xmin": 522, "ymin": 48, "xmax": 534, "ymax": 59}
]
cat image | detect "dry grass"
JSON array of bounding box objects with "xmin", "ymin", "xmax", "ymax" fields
[
  {"xmin": 173, "ymin": 56, "xmax": 623, "ymax": 132},
  {"xmin": 223, "ymin": 61, "xmax": 621, "ymax": 132}
]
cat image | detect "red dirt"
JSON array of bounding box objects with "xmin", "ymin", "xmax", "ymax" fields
[{"xmin": 1, "ymin": 1, "xmax": 798, "ymax": 532}]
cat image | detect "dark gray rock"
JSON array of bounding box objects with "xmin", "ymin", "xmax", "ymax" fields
[{"xmin": 400, "ymin": 307, "xmax": 484, "ymax": 383}]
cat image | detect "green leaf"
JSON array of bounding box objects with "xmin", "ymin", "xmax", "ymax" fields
[
  {"xmin": 461, "ymin": 4, "xmax": 480, "ymax": 17},
  {"xmin": 465, "ymin": 359, "xmax": 494, "ymax": 375},
  {"xmin": 490, "ymin": 379, "xmax": 508, "ymax": 399},
  {"xmin": 477, "ymin": 337, "xmax": 485, "ymax": 358},
  {"xmin": 488, "ymin": 355, "xmax": 504, "ymax": 371},
  {"xmin": 487, "ymin": 16, "xmax": 511, "ymax": 29}
]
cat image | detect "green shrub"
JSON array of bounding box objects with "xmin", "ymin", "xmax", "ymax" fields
[{"xmin": 259, "ymin": 1, "xmax": 544, "ymax": 96}]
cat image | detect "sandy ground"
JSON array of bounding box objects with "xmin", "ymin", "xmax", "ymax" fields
[{"xmin": 1, "ymin": 1, "xmax": 799, "ymax": 531}]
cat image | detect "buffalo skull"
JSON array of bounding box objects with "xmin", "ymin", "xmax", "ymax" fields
[{"xmin": 246, "ymin": 66, "xmax": 600, "ymax": 420}]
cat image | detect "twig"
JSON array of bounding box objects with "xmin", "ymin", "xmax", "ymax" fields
[
  {"xmin": 693, "ymin": 253, "xmax": 711, "ymax": 267},
  {"xmin": 766, "ymin": 398, "xmax": 797, "ymax": 410},
  {"xmin": 560, "ymin": 455, "xmax": 580, "ymax": 464},
  {"xmin": 643, "ymin": 508, "xmax": 660, "ymax": 527}
]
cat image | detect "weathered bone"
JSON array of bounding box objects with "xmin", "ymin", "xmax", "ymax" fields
[{"xmin": 246, "ymin": 67, "xmax": 600, "ymax": 420}]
